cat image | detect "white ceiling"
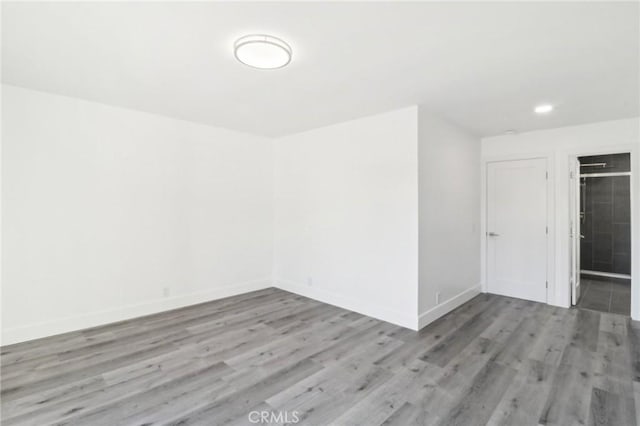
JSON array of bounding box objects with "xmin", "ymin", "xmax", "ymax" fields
[{"xmin": 2, "ymin": 2, "xmax": 639, "ymax": 137}]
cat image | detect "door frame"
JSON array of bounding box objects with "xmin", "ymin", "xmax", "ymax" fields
[
  {"xmin": 568, "ymin": 147, "xmax": 636, "ymax": 317},
  {"xmin": 481, "ymin": 155, "xmax": 554, "ymax": 304},
  {"xmin": 570, "ymin": 157, "xmax": 581, "ymax": 305}
]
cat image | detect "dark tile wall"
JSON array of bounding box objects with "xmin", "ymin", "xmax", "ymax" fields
[
  {"xmin": 580, "ymin": 153, "xmax": 631, "ymax": 174},
  {"xmin": 579, "ymin": 154, "xmax": 631, "ymax": 275}
]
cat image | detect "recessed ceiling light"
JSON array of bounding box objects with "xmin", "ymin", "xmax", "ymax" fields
[
  {"xmin": 534, "ymin": 104, "xmax": 554, "ymax": 114},
  {"xmin": 234, "ymin": 34, "xmax": 292, "ymax": 70}
]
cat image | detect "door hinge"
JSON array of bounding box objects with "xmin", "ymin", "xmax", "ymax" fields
[
  {"xmin": 546, "ymin": 171, "xmax": 549, "ymax": 179},
  {"xmin": 546, "ymin": 226, "xmax": 548, "ymax": 235},
  {"xmin": 570, "ymin": 171, "xmax": 574, "ymax": 179},
  {"xmin": 546, "ymin": 281, "xmax": 548, "ymax": 289}
]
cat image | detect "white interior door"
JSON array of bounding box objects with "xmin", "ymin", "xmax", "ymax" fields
[
  {"xmin": 570, "ymin": 158, "xmax": 581, "ymax": 305},
  {"xmin": 487, "ymin": 158, "xmax": 548, "ymax": 303}
]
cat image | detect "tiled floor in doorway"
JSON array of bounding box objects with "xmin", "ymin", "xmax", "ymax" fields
[{"xmin": 576, "ymin": 274, "xmax": 631, "ymax": 315}]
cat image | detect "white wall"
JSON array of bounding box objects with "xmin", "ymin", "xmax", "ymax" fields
[
  {"xmin": 9, "ymin": 84, "xmax": 633, "ymax": 344},
  {"xmin": 481, "ymin": 118, "xmax": 640, "ymax": 318},
  {"xmin": 2, "ymin": 85, "xmax": 274, "ymax": 344},
  {"xmin": 418, "ymin": 108, "xmax": 481, "ymax": 327},
  {"xmin": 273, "ymin": 107, "xmax": 419, "ymax": 329}
]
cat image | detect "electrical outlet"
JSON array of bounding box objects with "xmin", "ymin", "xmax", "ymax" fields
[{"xmin": 163, "ymin": 287, "xmax": 170, "ymax": 298}]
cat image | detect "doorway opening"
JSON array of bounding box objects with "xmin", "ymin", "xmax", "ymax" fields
[{"xmin": 570, "ymin": 153, "xmax": 632, "ymax": 315}]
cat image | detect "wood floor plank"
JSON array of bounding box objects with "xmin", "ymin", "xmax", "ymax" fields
[
  {"xmin": 165, "ymin": 358, "xmax": 324, "ymax": 425},
  {"xmin": 588, "ymin": 386, "xmax": 635, "ymax": 426},
  {"xmin": 528, "ymin": 307, "xmax": 578, "ymax": 366},
  {"xmin": 51, "ymin": 362, "xmax": 233, "ymax": 426},
  {"xmin": 538, "ymin": 362, "xmax": 593, "ymax": 426},
  {"xmin": 573, "ymin": 308, "xmax": 601, "ymax": 352},
  {"xmin": 486, "ymin": 360, "xmax": 555, "ymax": 426},
  {"xmin": 380, "ymin": 402, "xmax": 427, "ymax": 426},
  {"xmin": 419, "ymin": 297, "xmax": 509, "ymax": 367},
  {"xmin": 441, "ymin": 361, "xmax": 517, "ymax": 426},
  {"xmin": 628, "ymin": 320, "xmax": 640, "ymax": 382},
  {"xmin": 331, "ymin": 359, "xmax": 445, "ymax": 426},
  {"xmin": 1, "ymin": 288, "xmax": 636, "ymax": 426}
]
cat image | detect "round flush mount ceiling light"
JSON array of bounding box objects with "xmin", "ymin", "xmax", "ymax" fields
[
  {"xmin": 234, "ymin": 34, "xmax": 292, "ymax": 69},
  {"xmin": 534, "ymin": 104, "xmax": 554, "ymax": 114}
]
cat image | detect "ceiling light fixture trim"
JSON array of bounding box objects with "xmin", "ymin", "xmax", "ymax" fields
[
  {"xmin": 234, "ymin": 34, "xmax": 292, "ymax": 69},
  {"xmin": 534, "ymin": 104, "xmax": 554, "ymax": 114}
]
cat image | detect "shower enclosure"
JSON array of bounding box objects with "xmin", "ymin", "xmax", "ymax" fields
[
  {"xmin": 574, "ymin": 153, "xmax": 631, "ymax": 315},
  {"xmin": 579, "ymin": 153, "xmax": 631, "ymax": 277}
]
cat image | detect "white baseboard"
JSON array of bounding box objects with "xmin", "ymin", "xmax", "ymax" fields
[
  {"xmin": 274, "ymin": 280, "xmax": 418, "ymax": 330},
  {"xmin": 1, "ymin": 279, "xmax": 272, "ymax": 346},
  {"xmin": 418, "ymin": 284, "xmax": 482, "ymax": 330}
]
